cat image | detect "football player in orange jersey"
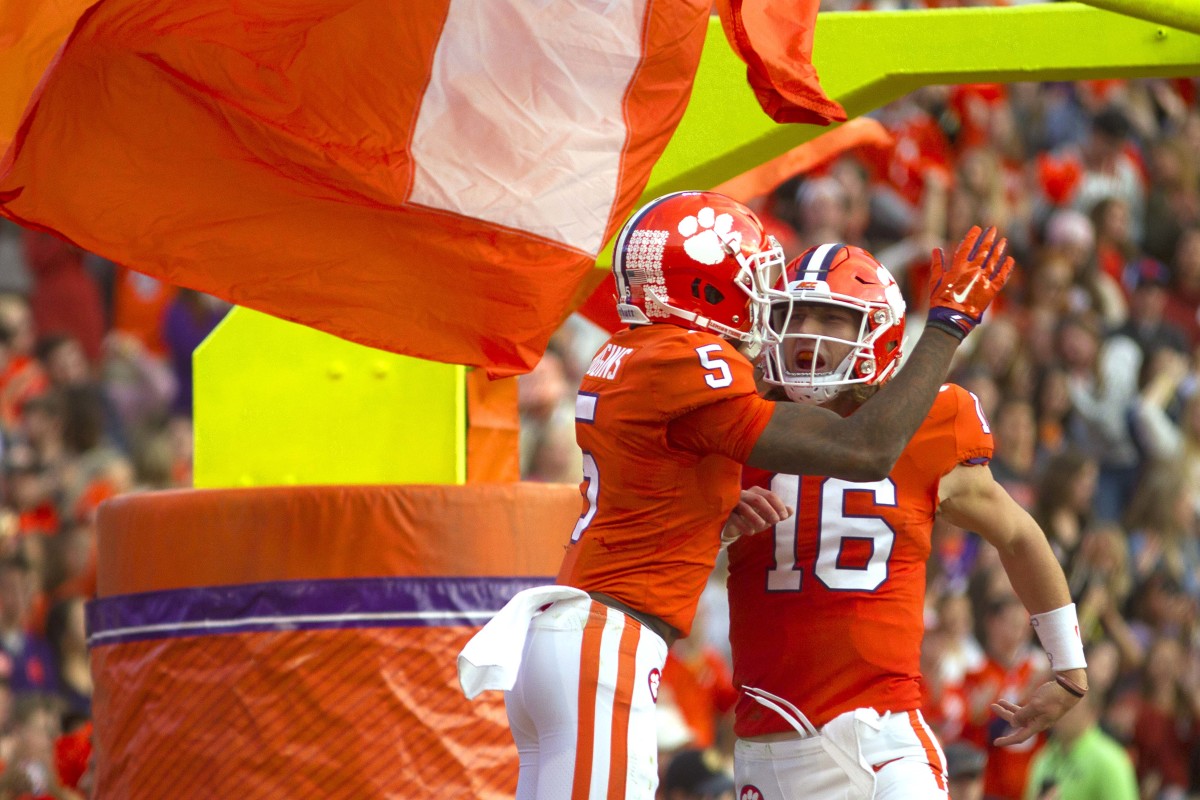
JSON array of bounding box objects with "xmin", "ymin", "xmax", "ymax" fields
[
  {"xmin": 458, "ymin": 190, "xmax": 1013, "ymax": 800},
  {"xmin": 722, "ymin": 244, "xmax": 1088, "ymax": 800}
]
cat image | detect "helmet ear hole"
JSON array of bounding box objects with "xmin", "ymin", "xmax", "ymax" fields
[{"xmin": 691, "ymin": 278, "xmax": 725, "ymax": 306}]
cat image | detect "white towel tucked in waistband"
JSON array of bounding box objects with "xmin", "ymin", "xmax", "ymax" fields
[
  {"xmin": 457, "ymin": 584, "xmax": 590, "ymax": 700},
  {"xmin": 819, "ymin": 708, "xmax": 879, "ymax": 799},
  {"xmin": 740, "ymin": 687, "xmax": 876, "ymax": 799}
]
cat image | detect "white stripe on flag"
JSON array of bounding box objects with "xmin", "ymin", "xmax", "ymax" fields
[{"xmin": 410, "ymin": 0, "xmax": 648, "ymax": 255}]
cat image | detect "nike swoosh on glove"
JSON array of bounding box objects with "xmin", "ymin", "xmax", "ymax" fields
[{"xmin": 926, "ymin": 225, "xmax": 1016, "ymax": 341}]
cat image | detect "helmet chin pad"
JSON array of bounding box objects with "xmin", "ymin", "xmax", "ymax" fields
[
  {"xmin": 776, "ymin": 345, "xmax": 857, "ymax": 404},
  {"xmin": 783, "ymin": 382, "xmax": 844, "ymax": 404}
]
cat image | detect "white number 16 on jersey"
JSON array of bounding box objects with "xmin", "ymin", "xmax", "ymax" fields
[{"xmin": 766, "ymin": 475, "xmax": 897, "ymax": 593}]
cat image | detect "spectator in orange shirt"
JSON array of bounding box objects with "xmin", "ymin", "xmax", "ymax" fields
[
  {"xmin": 961, "ymin": 594, "xmax": 1049, "ymax": 800},
  {"xmin": 5, "ymin": 452, "xmax": 58, "ymax": 541},
  {"xmin": 110, "ymin": 267, "xmax": 177, "ymax": 356},
  {"xmin": 0, "ymin": 295, "xmax": 48, "ymax": 431},
  {"xmin": 662, "ymin": 633, "xmax": 738, "ymax": 750}
]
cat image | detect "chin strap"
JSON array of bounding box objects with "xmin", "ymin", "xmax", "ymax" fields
[{"xmin": 641, "ymin": 288, "xmax": 755, "ymax": 345}]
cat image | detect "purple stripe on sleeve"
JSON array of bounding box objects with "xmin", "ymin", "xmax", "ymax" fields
[{"xmin": 87, "ymin": 575, "xmax": 554, "ymax": 648}]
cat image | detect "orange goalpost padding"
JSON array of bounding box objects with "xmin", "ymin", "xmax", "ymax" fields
[{"xmin": 89, "ymin": 483, "xmax": 579, "ymax": 799}]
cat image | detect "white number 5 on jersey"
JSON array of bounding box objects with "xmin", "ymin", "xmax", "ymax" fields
[
  {"xmin": 572, "ymin": 392, "xmax": 600, "ymax": 543},
  {"xmin": 695, "ymin": 344, "xmax": 733, "ymax": 388}
]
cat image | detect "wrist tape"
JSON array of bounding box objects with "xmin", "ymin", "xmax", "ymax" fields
[
  {"xmin": 925, "ymin": 307, "xmax": 976, "ymax": 341},
  {"xmin": 1030, "ymin": 603, "xmax": 1087, "ymax": 671}
]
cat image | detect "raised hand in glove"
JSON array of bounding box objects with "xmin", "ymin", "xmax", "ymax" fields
[{"xmin": 926, "ymin": 225, "xmax": 1015, "ymax": 341}]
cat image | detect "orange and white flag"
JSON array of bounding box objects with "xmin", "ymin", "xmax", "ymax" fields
[
  {"xmin": 2, "ymin": 0, "xmax": 844, "ymax": 375},
  {"xmin": 0, "ymin": 0, "xmax": 711, "ymax": 376},
  {"xmin": 717, "ymin": 0, "xmax": 847, "ymax": 126}
]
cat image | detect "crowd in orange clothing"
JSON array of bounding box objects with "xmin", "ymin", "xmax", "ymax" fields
[
  {"xmin": 2, "ymin": 6, "xmax": 1198, "ymax": 799},
  {"xmin": 524, "ymin": 73, "xmax": 1200, "ymax": 800},
  {"xmin": 0, "ymin": 223, "xmax": 226, "ymax": 798}
]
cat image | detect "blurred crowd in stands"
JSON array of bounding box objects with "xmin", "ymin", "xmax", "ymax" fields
[
  {"xmin": 0, "ymin": 4, "xmax": 1196, "ymax": 799},
  {"xmin": 523, "ymin": 73, "xmax": 1200, "ymax": 800},
  {"xmin": 0, "ymin": 220, "xmax": 226, "ymax": 797}
]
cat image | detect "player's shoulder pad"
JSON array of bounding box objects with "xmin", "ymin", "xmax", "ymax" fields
[
  {"xmin": 936, "ymin": 382, "xmax": 995, "ymax": 455},
  {"xmin": 929, "ymin": 382, "xmax": 993, "ymax": 432},
  {"xmin": 930, "ymin": 382, "xmax": 972, "ymax": 420}
]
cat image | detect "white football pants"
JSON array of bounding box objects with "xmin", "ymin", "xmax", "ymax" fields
[
  {"xmin": 735, "ymin": 707, "xmax": 948, "ymax": 800},
  {"xmin": 505, "ymin": 598, "xmax": 668, "ymax": 800}
]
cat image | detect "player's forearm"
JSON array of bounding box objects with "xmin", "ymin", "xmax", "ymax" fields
[
  {"xmin": 1007, "ymin": 524, "xmax": 1089, "ymax": 689},
  {"xmin": 746, "ymin": 327, "xmax": 958, "ymax": 480},
  {"xmin": 832, "ymin": 325, "xmax": 961, "ymax": 472},
  {"xmin": 748, "ymin": 402, "xmax": 879, "ymax": 478},
  {"xmin": 956, "ymin": 484, "xmax": 1071, "ymax": 613},
  {"xmin": 996, "ymin": 517, "xmax": 1072, "ymax": 616}
]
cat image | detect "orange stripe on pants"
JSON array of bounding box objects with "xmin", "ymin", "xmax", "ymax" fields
[
  {"xmin": 571, "ymin": 604, "xmax": 609, "ymax": 800},
  {"xmin": 908, "ymin": 710, "xmax": 946, "ymax": 791},
  {"xmin": 606, "ymin": 617, "xmax": 641, "ymax": 799}
]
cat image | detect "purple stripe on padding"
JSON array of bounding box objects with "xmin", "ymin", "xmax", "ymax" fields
[{"xmin": 87, "ymin": 575, "xmax": 554, "ymax": 648}]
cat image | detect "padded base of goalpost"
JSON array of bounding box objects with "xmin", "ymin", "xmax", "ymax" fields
[{"xmin": 88, "ymin": 483, "xmax": 579, "ymax": 799}]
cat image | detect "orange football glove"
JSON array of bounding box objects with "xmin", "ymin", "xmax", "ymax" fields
[{"xmin": 926, "ymin": 225, "xmax": 1015, "ymax": 340}]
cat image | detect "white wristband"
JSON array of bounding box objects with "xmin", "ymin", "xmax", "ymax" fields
[{"xmin": 1030, "ymin": 603, "xmax": 1087, "ymax": 671}]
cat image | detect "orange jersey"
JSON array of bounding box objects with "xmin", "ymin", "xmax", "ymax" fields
[
  {"xmin": 556, "ymin": 325, "xmax": 775, "ymax": 636},
  {"xmin": 961, "ymin": 655, "xmax": 1047, "ymax": 800},
  {"xmin": 728, "ymin": 384, "xmax": 993, "ymax": 736}
]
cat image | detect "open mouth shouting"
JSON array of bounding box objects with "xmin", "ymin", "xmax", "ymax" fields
[{"xmin": 793, "ymin": 350, "xmax": 826, "ymax": 374}]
